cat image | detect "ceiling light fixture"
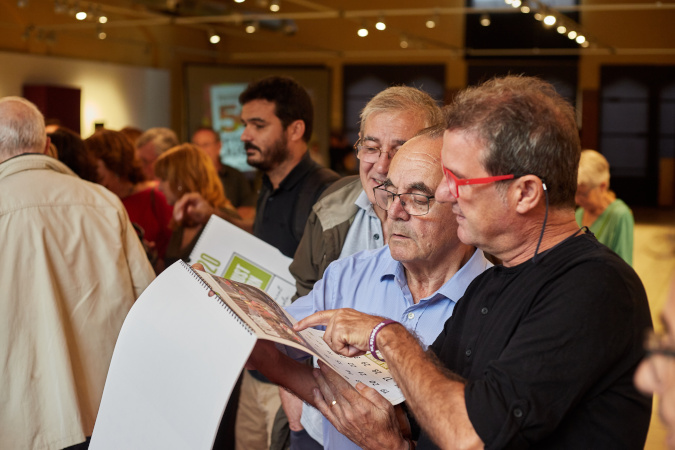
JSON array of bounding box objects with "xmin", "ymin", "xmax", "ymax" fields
[
  {"xmin": 567, "ymin": 30, "xmax": 577, "ymax": 39},
  {"xmin": 375, "ymin": 15, "xmax": 386, "ymax": 31},
  {"xmin": 543, "ymin": 14, "xmax": 556, "ymax": 26},
  {"xmin": 557, "ymin": 24, "xmax": 566, "ymax": 34},
  {"xmin": 269, "ymin": 0, "xmax": 280, "ymax": 12},
  {"xmin": 75, "ymin": 10, "xmax": 87, "ymax": 20},
  {"xmin": 520, "ymin": 5, "xmax": 530, "ymax": 13},
  {"xmin": 533, "ymin": 12, "xmax": 543, "ymax": 21},
  {"xmin": 245, "ymin": 21, "xmax": 258, "ymax": 33},
  {"xmin": 234, "ymin": 0, "xmax": 245, "ymax": 3},
  {"xmin": 480, "ymin": 14, "xmax": 491, "ymax": 27},
  {"xmin": 357, "ymin": 23, "xmax": 368, "ymax": 37},
  {"xmin": 99, "ymin": 14, "xmax": 107, "ymax": 24},
  {"xmin": 209, "ymin": 29, "xmax": 221, "ymax": 44},
  {"xmin": 511, "ymin": 0, "xmax": 522, "ymax": 8},
  {"xmin": 400, "ymin": 34, "xmax": 409, "ymax": 49},
  {"xmin": 575, "ymin": 34, "xmax": 586, "ymax": 44}
]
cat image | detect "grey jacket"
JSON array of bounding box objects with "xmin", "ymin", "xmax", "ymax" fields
[{"xmin": 289, "ymin": 175, "xmax": 363, "ymax": 299}]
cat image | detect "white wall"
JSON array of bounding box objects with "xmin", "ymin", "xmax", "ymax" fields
[{"xmin": 0, "ymin": 51, "xmax": 170, "ymax": 137}]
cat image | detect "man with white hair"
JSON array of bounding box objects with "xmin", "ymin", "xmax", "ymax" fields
[{"xmin": 0, "ymin": 97, "xmax": 155, "ymax": 449}]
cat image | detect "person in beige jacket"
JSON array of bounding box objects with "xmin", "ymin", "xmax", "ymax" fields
[{"xmin": 0, "ymin": 96, "xmax": 155, "ymax": 450}]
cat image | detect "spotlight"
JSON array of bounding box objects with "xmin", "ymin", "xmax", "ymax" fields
[
  {"xmin": 99, "ymin": 15, "xmax": 107, "ymax": 24},
  {"xmin": 400, "ymin": 35, "xmax": 409, "ymax": 48},
  {"xmin": 505, "ymin": 0, "xmax": 513, "ymax": 4},
  {"xmin": 575, "ymin": 34, "xmax": 586, "ymax": 44},
  {"xmin": 245, "ymin": 21, "xmax": 258, "ymax": 33},
  {"xmin": 357, "ymin": 24, "xmax": 368, "ymax": 37},
  {"xmin": 520, "ymin": 5, "xmax": 530, "ymax": 13},
  {"xmin": 543, "ymin": 15, "xmax": 556, "ymax": 26},
  {"xmin": 511, "ymin": 0, "xmax": 521, "ymax": 8},
  {"xmin": 557, "ymin": 25, "xmax": 566, "ymax": 34},
  {"xmin": 581, "ymin": 40, "xmax": 589, "ymax": 48},
  {"xmin": 234, "ymin": 0, "xmax": 245, "ymax": 3},
  {"xmin": 97, "ymin": 25, "xmax": 106, "ymax": 40},
  {"xmin": 375, "ymin": 15, "xmax": 386, "ymax": 31},
  {"xmin": 75, "ymin": 10, "xmax": 87, "ymax": 20},
  {"xmin": 533, "ymin": 12, "xmax": 543, "ymax": 21},
  {"xmin": 269, "ymin": 0, "xmax": 280, "ymax": 12},
  {"xmin": 209, "ymin": 30, "xmax": 221, "ymax": 44},
  {"xmin": 567, "ymin": 30, "xmax": 577, "ymax": 39},
  {"xmin": 426, "ymin": 17, "xmax": 437, "ymax": 28},
  {"xmin": 480, "ymin": 14, "xmax": 491, "ymax": 27}
]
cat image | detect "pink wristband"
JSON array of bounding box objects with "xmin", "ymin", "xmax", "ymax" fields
[{"xmin": 369, "ymin": 319, "xmax": 398, "ymax": 361}]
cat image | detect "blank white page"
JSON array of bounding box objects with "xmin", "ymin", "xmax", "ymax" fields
[{"xmin": 90, "ymin": 261, "xmax": 256, "ymax": 450}]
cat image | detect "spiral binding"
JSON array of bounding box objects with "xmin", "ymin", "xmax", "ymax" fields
[{"xmin": 179, "ymin": 260, "xmax": 255, "ymax": 336}]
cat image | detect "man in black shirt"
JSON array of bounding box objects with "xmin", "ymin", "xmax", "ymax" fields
[{"xmin": 295, "ymin": 76, "xmax": 652, "ymax": 449}]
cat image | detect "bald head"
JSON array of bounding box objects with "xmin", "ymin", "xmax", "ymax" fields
[
  {"xmin": 384, "ymin": 125, "xmax": 444, "ymax": 196},
  {"xmin": 0, "ymin": 97, "xmax": 47, "ymax": 164}
]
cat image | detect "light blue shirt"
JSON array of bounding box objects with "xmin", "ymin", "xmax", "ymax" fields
[
  {"xmin": 286, "ymin": 245, "xmax": 492, "ymax": 450},
  {"xmin": 338, "ymin": 190, "xmax": 384, "ymax": 259}
]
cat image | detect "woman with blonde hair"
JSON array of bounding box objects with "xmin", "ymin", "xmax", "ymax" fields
[
  {"xmin": 575, "ymin": 149, "xmax": 634, "ymax": 264},
  {"xmin": 154, "ymin": 143, "xmax": 240, "ymax": 267}
]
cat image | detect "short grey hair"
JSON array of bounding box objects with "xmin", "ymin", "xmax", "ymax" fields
[
  {"xmin": 0, "ymin": 96, "xmax": 46, "ymax": 161},
  {"xmin": 135, "ymin": 127, "xmax": 179, "ymax": 156},
  {"xmin": 359, "ymin": 86, "xmax": 443, "ymax": 135},
  {"xmin": 577, "ymin": 149, "xmax": 610, "ymax": 188}
]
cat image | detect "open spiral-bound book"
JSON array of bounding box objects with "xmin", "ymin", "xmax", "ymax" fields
[{"xmin": 90, "ymin": 260, "xmax": 403, "ymax": 450}]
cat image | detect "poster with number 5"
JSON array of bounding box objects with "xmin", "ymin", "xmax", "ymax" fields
[{"xmin": 188, "ymin": 216, "xmax": 296, "ymax": 307}]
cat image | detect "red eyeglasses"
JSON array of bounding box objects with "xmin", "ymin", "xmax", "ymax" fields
[{"xmin": 442, "ymin": 165, "xmax": 515, "ymax": 198}]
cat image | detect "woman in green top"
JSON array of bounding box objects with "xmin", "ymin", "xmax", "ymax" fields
[{"xmin": 575, "ymin": 149, "xmax": 634, "ymax": 265}]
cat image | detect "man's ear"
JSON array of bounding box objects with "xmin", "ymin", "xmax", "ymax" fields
[
  {"xmin": 43, "ymin": 136, "xmax": 52, "ymax": 155},
  {"xmin": 513, "ymin": 175, "xmax": 545, "ymax": 214},
  {"xmin": 286, "ymin": 120, "xmax": 306, "ymax": 143}
]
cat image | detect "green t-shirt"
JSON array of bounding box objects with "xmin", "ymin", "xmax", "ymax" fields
[{"xmin": 575, "ymin": 199, "xmax": 634, "ymax": 265}]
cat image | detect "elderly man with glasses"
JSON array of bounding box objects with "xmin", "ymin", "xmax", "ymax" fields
[
  {"xmin": 294, "ymin": 76, "xmax": 653, "ymax": 449},
  {"xmin": 249, "ymin": 125, "xmax": 492, "ymax": 450}
]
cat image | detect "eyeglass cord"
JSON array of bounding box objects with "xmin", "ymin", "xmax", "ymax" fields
[{"xmin": 532, "ymin": 182, "xmax": 548, "ymax": 264}]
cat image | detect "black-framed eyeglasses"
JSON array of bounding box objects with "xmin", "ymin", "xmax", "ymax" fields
[
  {"xmin": 373, "ymin": 183, "xmax": 434, "ymax": 216},
  {"xmin": 644, "ymin": 329, "xmax": 675, "ymax": 359},
  {"xmin": 354, "ymin": 138, "xmax": 400, "ymax": 164}
]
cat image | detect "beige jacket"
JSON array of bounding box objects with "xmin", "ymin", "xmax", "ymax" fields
[{"xmin": 0, "ymin": 154, "xmax": 155, "ymax": 449}]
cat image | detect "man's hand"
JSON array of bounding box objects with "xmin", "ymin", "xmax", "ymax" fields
[
  {"xmin": 311, "ymin": 361, "xmax": 408, "ymax": 450},
  {"xmin": 295, "ymin": 309, "xmax": 384, "ymax": 357},
  {"xmin": 174, "ymin": 192, "xmax": 216, "ymax": 227}
]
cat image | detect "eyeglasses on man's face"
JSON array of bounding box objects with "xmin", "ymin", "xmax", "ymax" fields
[
  {"xmin": 354, "ymin": 139, "xmax": 401, "ymax": 164},
  {"xmin": 373, "ymin": 183, "xmax": 434, "ymax": 216},
  {"xmin": 442, "ymin": 165, "xmax": 515, "ymax": 198}
]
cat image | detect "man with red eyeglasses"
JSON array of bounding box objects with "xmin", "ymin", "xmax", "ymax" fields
[{"xmin": 294, "ymin": 76, "xmax": 653, "ymax": 449}]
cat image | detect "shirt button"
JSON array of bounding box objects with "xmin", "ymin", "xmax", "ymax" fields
[
  {"xmin": 374, "ymin": 233, "xmax": 380, "ymax": 240},
  {"xmin": 513, "ymin": 409, "xmax": 523, "ymax": 418},
  {"xmin": 481, "ymin": 307, "xmax": 488, "ymax": 315},
  {"xmin": 407, "ymin": 312, "xmax": 415, "ymax": 320},
  {"xmin": 465, "ymin": 349, "xmax": 472, "ymax": 357}
]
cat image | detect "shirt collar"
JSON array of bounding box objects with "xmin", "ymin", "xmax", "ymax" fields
[
  {"xmin": 261, "ymin": 151, "xmax": 316, "ymax": 192},
  {"xmin": 376, "ymin": 247, "xmax": 491, "ymax": 303},
  {"xmin": 355, "ymin": 189, "xmax": 379, "ymax": 218}
]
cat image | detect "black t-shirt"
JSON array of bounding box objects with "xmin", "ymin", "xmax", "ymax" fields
[
  {"xmin": 418, "ymin": 233, "xmax": 652, "ymax": 449},
  {"xmin": 253, "ymin": 151, "xmax": 339, "ymax": 258}
]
